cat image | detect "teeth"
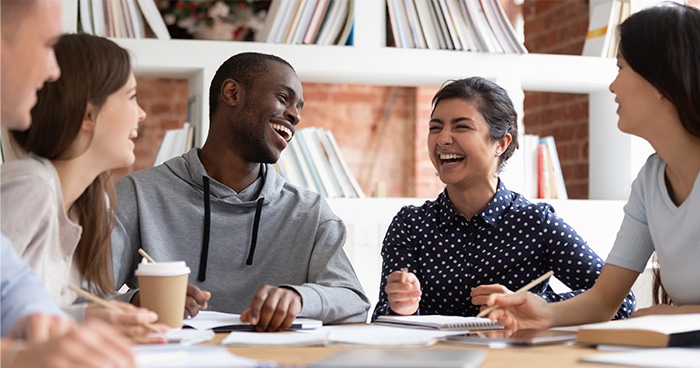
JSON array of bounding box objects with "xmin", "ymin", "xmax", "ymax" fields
[
  {"xmin": 271, "ymin": 123, "xmax": 292, "ymax": 142},
  {"xmin": 439, "ymin": 153, "xmax": 463, "ymax": 160},
  {"xmin": 129, "ymin": 129, "xmax": 138, "ymax": 139}
]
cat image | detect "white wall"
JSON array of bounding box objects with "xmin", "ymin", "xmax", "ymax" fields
[{"xmin": 327, "ymin": 198, "xmax": 653, "ymax": 321}]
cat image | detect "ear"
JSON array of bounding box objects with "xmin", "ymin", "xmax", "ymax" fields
[
  {"xmin": 221, "ymin": 79, "xmax": 241, "ymax": 107},
  {"xmin": 497, "ymin": 133, "xmax": 513, "ymax": 155},
  {"xmin": 82, "ymin": 103, "xmax": 97, "ymax": 132}
]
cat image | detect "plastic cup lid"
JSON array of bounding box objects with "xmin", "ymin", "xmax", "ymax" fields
[{"xmin": 135, "ymin": 261, "xmax": 191, "ymax": 276}]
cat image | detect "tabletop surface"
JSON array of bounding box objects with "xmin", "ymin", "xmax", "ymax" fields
[{"xmin": 208, "ymin": 333, "xmax": 638, "ymax": 368}]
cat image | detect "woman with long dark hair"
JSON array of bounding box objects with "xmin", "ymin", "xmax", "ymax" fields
[{"xmin": 483, "ymin": 3, "xmax": 700, "ymax": 330}]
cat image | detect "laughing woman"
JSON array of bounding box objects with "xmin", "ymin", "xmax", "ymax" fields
[
  {"xmin": 372, "ymin": 77, "xmax": 635, "ymax": 321},
  {"xmin": 1, "ymin": 33, "xmax": 166, "ymax": 342}
]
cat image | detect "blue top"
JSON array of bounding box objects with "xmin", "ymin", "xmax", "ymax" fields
[
  {"xmin": 372, "ymin": 180, "xmax": 635, "ymax": 321},
  {"xmin": 1, "ymin": 235, "xmax": 64, "ymax": 336}
]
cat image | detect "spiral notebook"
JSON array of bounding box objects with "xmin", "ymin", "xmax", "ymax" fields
[{"xmin": 375, "ymin": 315, "xmax": 503, "ymax": 331}]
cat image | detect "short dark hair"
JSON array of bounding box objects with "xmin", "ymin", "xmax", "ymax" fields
[
  {"xmin": 618, "ymin": 2, "xmax": 700, "ymax": 137},
  {"xmin": 208, "ymin": 52, "xmax": 294, "ymax": 120},
  {"xmin": 431, "ymin": 77, "xmax": 519, "ymax": 172}
]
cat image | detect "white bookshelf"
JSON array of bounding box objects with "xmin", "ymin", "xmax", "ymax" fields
[
  {"xmin": 60, "ymin": 1, "xmax": 657, "ymax": 316},
  {"xmin": 62, "ymin": 0, "xmax": 652, "ymax": 199}
]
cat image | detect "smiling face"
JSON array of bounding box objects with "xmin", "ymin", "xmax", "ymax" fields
[
  {"xmin": 89, "ymin": 72, "xmax": 146, "ymax": 170},
  {"xmin": 0, "ymin": 0, "xmax": 62, "ymax": 130},
  {"xmin": 609, "ymin": 55, "xmax": 665, "ymax": 140},
  {"xmin": 428, "ymin": 98, "xmax": 503, "ymax": 188},
  {"xmin": 233, "ymin": 60, "xmax": 304, "ymax": 164}
]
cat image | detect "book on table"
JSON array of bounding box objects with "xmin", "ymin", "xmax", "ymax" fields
[
  {"xmin": 576, "ymin": 313, "xmax": 700, "ymax": 348},
  {"xmin": 375, "ymin": 314, "xmax": 503, "ymax": 331}
]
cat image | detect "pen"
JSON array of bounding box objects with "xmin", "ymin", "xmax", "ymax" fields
[
  {"xmin": 67, "ymin": 284, "xmax": 162, "ymax": 333},
  {"xmin": 400, "ymin": 267, "xmax": 408, "ymax": 283},
  {"xmin": 476, "ymin": 270, "xmax": 554, "ymax": 318}
]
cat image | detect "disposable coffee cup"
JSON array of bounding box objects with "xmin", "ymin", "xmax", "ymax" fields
[{"xmin": 135, "ymin": 261, "xmax": 190, "ymax": 329}]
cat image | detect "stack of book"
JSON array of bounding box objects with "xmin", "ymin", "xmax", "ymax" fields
[
  {"xmin": 153, "ymin": 122, "xmax": 194, "ymax": 166},
  {"xmin": 77, "ymin": 0, "xmax": 170, "ymax": 39},
  {"xmin": 581, "ymin": 0, "xmax": 631, "ymax": 57},
  {"xmin": 500, "ymin": 134, "xmax": 567, "ymax": 200},
  {"xmin": 275, "ymin": 127, "xmax": 365, "ymax": 198},
  {"xmin": 386, "ymin": 0, "xmax": 527, "ymax": 53},
  {"xmin": 255, "ymin": 0, "xmax": 355, "ymax": 45}
]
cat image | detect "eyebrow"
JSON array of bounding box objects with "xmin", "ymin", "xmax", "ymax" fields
[{"xmin": 430, "ymin": 116, "xmax": 475, "ymax": 124}]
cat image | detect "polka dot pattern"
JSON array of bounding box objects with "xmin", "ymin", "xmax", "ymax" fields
[{"xmin": 372, "ymin": 181, "xmax": 635, "ymax": 321}]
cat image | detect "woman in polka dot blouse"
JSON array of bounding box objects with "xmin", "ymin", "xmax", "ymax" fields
[{"xmin": 372, "ymin": 77, "xmax": 635, "ymax": 321}]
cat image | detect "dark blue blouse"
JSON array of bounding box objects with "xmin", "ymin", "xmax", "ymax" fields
[{"xmin": 372, "ymin": 180, "xmax": 635, "ymax": 321}]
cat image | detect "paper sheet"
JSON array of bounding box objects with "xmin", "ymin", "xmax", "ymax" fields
[
  {"xmin": 580, "ymin": 347, "xmax": 700, "ymax": 368},
  {"xmin": 135, "ymin": 345, "xmax": 271, "ymax": 368}
]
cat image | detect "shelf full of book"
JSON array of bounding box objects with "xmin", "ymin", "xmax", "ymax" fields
[{"xmin": 61, "ymin": 0, "xmax": 649, "ymax": 200}]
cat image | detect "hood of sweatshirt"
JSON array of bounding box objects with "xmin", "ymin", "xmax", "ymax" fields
[{"xmin": 164, "ymin": 148, "xmax": 286, "ymax": 206}]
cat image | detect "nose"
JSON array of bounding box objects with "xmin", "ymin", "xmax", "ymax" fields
[
  {"xmin": 436, "ymin": 129, "xmax": 453, "ymax": 146},
  {"xmin": 285, "ymin": 104, "xmax": 301, "ymax": 126},
  {"xmin": 46, "ymin": 49, "xmax": 61, "ymax": 82},
  {"xmin": 608, "ymin": 76, "xmax": 617, "ymax": 95},
  {"xmin": 138, "ymin": 104, "xmax": 147, "ymax": 121}
]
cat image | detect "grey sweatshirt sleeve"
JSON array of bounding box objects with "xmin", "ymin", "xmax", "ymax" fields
[
  {"xmin": 282, "ymin": 217, "xmax": 370, "ymax": 324},
  {"xmin": 111, "ymin": 176, "xmax": 144, "ymax": 295}
]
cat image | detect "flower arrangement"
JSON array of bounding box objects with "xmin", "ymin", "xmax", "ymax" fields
[{"xmin": 157, "ymin": 0, "xmax": 270, "ymax": 41}]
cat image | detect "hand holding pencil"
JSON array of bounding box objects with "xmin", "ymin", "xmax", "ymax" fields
[
  {"xmin": 385, "ymin": 268, "xmax": 422, "ymax": 316},
  {"xmin": 69, "ymin": 285, "xmax": 169, "ymax": 344},
  {"xmin": 476, "ymin": 271, "xmax": 557, "ymax": 331}
]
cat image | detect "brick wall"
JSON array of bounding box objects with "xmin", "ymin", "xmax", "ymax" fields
[
  {"xmin": 120, "ymin": 79, "xmax": 420, "ymax": 198},
  {"xmin": 522, "ymin": 0, "xmax": 589, "ymax": 199}
]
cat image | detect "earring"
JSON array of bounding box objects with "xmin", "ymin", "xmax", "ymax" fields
[
  {"xmin": 496, "ymin": 149, "xmax": 502, "ymax": 156},
  {"xmin": 434, "ymin": 172, "xmax": 439, "ymax": 176}
]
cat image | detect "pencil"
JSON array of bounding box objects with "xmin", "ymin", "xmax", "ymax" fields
[
  {"xmin": 400, "ymin": 267, "xmax": 408, "ymax": 283},
  {"xmin": 138, "ymin": 248, "xmax": 156, "ymax": 263},
  {"xmin": 67, "ymin": 284, "xmax": 161, "ymax": 333},
  {"xmin": 476, "ymin": 270, "xmax": 555, "ymax": 318}
]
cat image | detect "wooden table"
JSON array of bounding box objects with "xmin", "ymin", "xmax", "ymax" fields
[{"xmin": 208, "ymin": 333, "xmax": 636, "ymax": 367}]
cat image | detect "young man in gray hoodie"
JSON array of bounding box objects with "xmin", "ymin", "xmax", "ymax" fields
[{"xmin": 112, "ymin": 52, "xmax": 370, "ymax": 331}]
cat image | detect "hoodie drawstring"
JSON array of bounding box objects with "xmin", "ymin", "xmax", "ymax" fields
[
  {"xmin": 198, "ymin": 175, "xmax": 263, "ymax": 281},
  {"xmin": 246, "ymin": 198, "xmax": 263, "ymax": 265},
  {"xmin": 198, "ymin": 176, "xmax": 211, "ymax": 282}
]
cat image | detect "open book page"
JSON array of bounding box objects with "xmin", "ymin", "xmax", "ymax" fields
[
  {"xmin": 222, "ymin": 324, "xmax": 464, "ymax": 347},
  {"xmin": 375, "ymin": 315, "xmax": 503, "ymax": 331},
  {"xmin": 183, "ymin": 310, "xmax": 322, "ymax": 331}
]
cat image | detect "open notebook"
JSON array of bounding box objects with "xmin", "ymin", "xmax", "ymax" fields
[{"xmin": 375, "ymin": 315, "xmax": 503, "ymax": 331}]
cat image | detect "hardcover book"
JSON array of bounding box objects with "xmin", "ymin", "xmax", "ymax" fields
[{"xmin": 576, "ymin": 313, "xmax": 700, "ymax": 348}]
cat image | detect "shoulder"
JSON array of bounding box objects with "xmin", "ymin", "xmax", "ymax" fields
[
  {"xmin": 397, "ymin": 198, "xmax": 439, "ymax": 217},
  {"xmin": 633, "ymin": 153, "xmax": 664, "ymax": 187},
  {"xmin": 116, "ymin": 158, "xmax": 185, "ymax": 192},
  {"xmin": 1, "ymin": 155, "xmax": 56, "ymax": 183},
  {"xmin": 1, "ymin": 156, "xmax": 59, "ymax": 199}
]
